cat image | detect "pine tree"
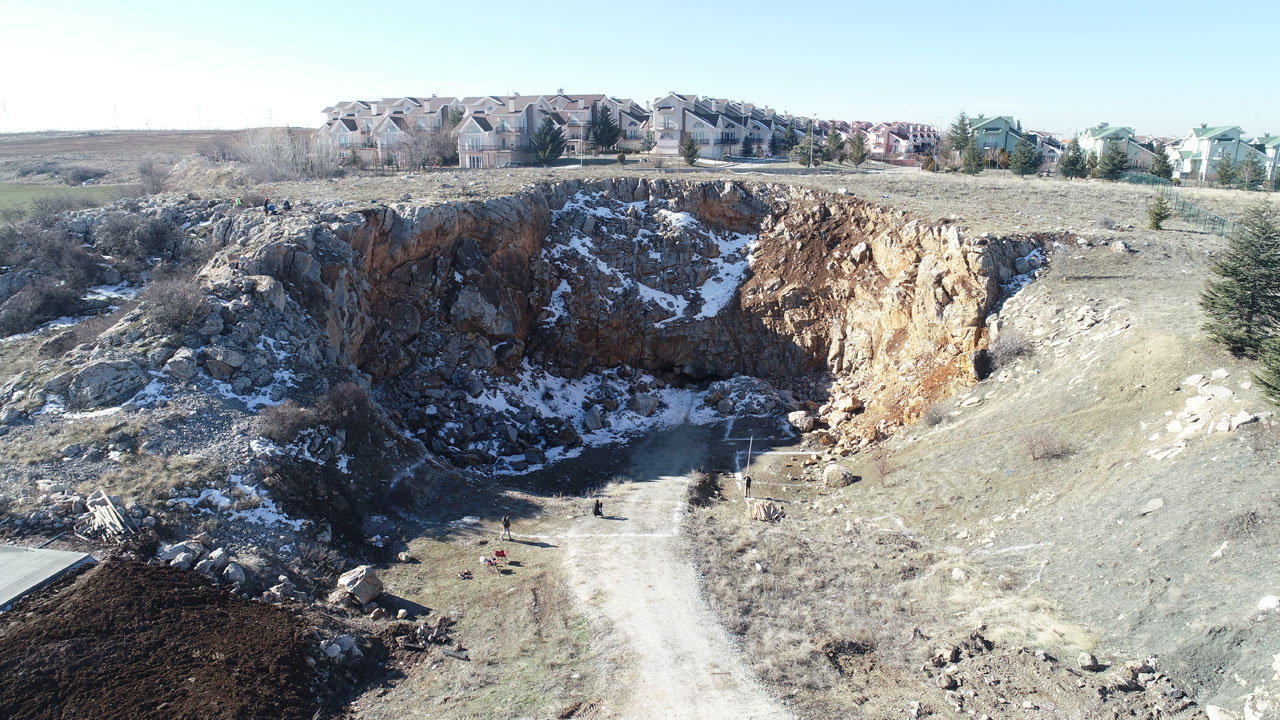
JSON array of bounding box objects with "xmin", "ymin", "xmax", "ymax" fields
[
  {"xmin": 1201, "ymin": 201, "xmax": 1280, "ymax": 356},
  {"xmin": 741, "ymin": 134, "xmax": 754, "ymax": 158},
  {"xmin": 1058, "ymin": 139, "xmax": 1085, "ymax": 179},
  {"xmin": 1215, "ymin": 154, "xmax": 1237, "ymax": 187},
  {"xmin": 1150, "ymin": 142, "xmax": 1173, "ymax": 180},
  {"xmin": 847, "ymin": 132, "xmax": 869, "ymax": 167},
  {"xmin": 1240, "ymin": 152, "xmax": 1267, "ymax": 190},
  {"xmin": 679, "ymin": 133, "xmax": 701, "ymax": 166},
  {"xmin": 782, "ymin": 124, "xmax": 798, "ymax": 151},
  {"xmin": 1256, "ymin": 338, "xmax": 1280, "ymax": 404},
  {"xmin": 824, "ymin": 130, "xmax": 847, "ymax": 163},
  {"xmin": 1009, "ymin": 135, "xmax": 1041, "ymax": 177},
  {"xmin": 768, "ymin": 134, "xmax": 780, "ymax": 156},
  {"xmin": 530, "ymin": 117, "xmax": 567, "ymax": 166},
  {"xmin": 590, "ymin": 107, "xmax": 621, "ymax": 152},
  {"xmin": 1086, "ymin": 150, "xmax": 1099, "ymax": 177},
  {"xmin": 1095, "ymin": 141, "xmax": 1129, "ymax": 180},
  {"xmin": 640, "ymin": 129, "xmax": 656, "ymax": 152},
  {"xmin": 1148, "ymin": 195, "xmax": 1174, "ymax": 229},
  {"xmin": 961, "ymin": 137, "xmax": 984, "ymax": 175},
  {"xmin": 947, "ymin": 112, "xmax": 971, "ymax": 156},
  {"xmin": 790, "ymin": 133, "xmax": 822, "ymax": 167}
]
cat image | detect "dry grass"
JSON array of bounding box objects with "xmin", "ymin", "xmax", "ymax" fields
[{"xmin": 1022, "ymin": 427, "xmax": 1075, "ymax": 461}]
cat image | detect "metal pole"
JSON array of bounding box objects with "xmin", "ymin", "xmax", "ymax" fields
[{"xmin": 745, "ymin": 434, "xmax": 754, "ymax": 481}]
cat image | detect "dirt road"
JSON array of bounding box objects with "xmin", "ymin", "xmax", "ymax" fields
[{"xmin": 552, "ymin": 421, "xmax": 793, "ymax": 719}]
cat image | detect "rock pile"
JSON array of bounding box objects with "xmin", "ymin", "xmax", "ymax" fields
[{"xmin": 157, "ymin": 532, "xmax": 248, "ymax": 588}]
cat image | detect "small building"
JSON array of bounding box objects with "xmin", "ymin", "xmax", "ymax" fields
[
  {"xmin": 1076, "ymin": 123, "xmax": 1156, "ymax": 170},
  {"xmin": 1172, "ymin": 124, "xmax": 1271, "ymax": 182},
  {"xmin": 969, "ymin": 115, "xmax": 1023, "ymax": 155}
]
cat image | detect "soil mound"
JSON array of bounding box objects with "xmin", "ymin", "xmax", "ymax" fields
[{"xmin": 0, "ymin": 560, "xmax": 317, "ymax": 720}]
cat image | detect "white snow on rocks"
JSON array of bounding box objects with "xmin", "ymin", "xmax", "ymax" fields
[{"xmin": 173, "ymin": 473, "xmax": 304, "ymax": 530}]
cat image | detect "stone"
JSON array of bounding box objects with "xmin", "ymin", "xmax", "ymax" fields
[
  {"xmin": 170, "ymin": 551, "xmax": 197, "ymax": 571},
  {"xmin": 206, "ymin": 548, "xmax": 229, "ymax": 573},
  {"xmin": 787, "ymin": 410, "xmax": 815, "ymax": 432},
  {"xmin": 66, "ymin": 360, "xmax": 147, "ymax": 408},
  {"xmin": 370, "ymin": 607, "xmax": 389, "ymax": 620},
  {"xmin": 1111, "ymin": 240, "xmax": 1133, "ymax": 253},
  {"xmin": 936, "ymin": 673, "xmax": 957, "ymax": 690},
  {"xmin": 1206, "ymin": 707, "xmax": 1241, "ymax": 720},
  {"xmin": 850, "ymin": 242, "xmax": 870, "ymax": 263},
  {"xmin": 397, "ymin": 551, "xmax": 413, "ymax": 563},
  {"xmin": 337, "ymin": 565, "xmax": 383, "ymax": 605},
  {"xmin": 1139, "ymin": 498, "xmax": 1164, "ymax": 516},
  {"xmin": 823, "ymin": 464, "xmax": 857, "ymax": 488},
  {"xmin": 716, "ymin": 398, "xmax": 733, "ymax": 414},
  {"xmin": 204, "ymin": 346, "xmax": 246, "ymax": 381},
  {"xmin": 397, "ymin": 609, "xmax": 408, "ymax": 620},
  {"xmin": 1078, "ymin": 652, "xmax": 1101, "ymax": 671},
  {"xmin": 164, "ymin": 348, "xmax": 198, "ymax": 380},
  {"xmin": 583, "ymin": 405, "xmax": 604, "ymax": 432},
  {"xmin": 223, "ymin": 562, "xmax": 247, "ymax": 585},
  {"xmin": 631, "ymin": 393, "xmax": 659, "ymax": 417}
]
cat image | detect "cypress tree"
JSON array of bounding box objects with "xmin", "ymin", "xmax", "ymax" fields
[
  {"xmin": 961, "ymin": 137, "xmax": 984, "ymax": 174},
  {"xmin": 530, "ymin": 117, "xmax": 567, "ymax": 166},
  {"xmin": 1095, "ymin": 141, "xmax": 1129, "ymax": 180},
  {"xmin": 1009, "ymin": 135, "xmax": 1041, "ymax": 177},
  {"xmin": 1150, "ymin": 142, "xmax": 1174, "ymax": 180},
  {"xmin": 679, "ymin": 133, "xmax": 701, "ymax": 166},
  {"xmin": 1058, "ymin": 139, "xmax": 1086, "ymax": 179},
  {"xmin": 1215, "ymin": 154, "xmax": 1237, "ymax": 187},
  {"xmin": 1201, "ymin": 201, "xmax": 1280, "ymax": 356},
  {"xmin": 947, "ymin": 112, "xmax": 971, "ymax": 156},
  {"xmin": 847, "ymin": 132, "xmax": 869, "ymax": 167}
]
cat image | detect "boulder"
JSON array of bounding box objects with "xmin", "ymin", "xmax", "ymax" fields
[
  {"xmin": 631, "ymin": 393, "xmax": 659, "ymax": 418},
  {"xmin": 204, "ymin": 346, "xmax": 246, "ymax": 381},
  {"xmin": 1078, "ymin": 652, "xmax": 1101, "ymax": 671},
  {"xmin": 823, "ymin": 464, "xmax": 857, "ymax": 488},
  {"xmin": 337, "ymin": 565, "xmax": 383, "ymax": 605},
  {"xmin": 223, "ymin": 562, "xmax": 247, "ymax": 585},
  {"xmin": 583, "ymin": 405, "xmax": 604, "ymax": 432},
  {"xmin": 787, "ymin": 410, "xmax": 815, "ymax": 432},
  {"xmin": 66, "ymin": 360, "xmax": 147, "ymax": 408},
  {"xmin": 170, "ymin": 551, "xmax": 197, "ymax": 571},
  {"xmin": 164, "ymin": 348, "xmax": 198, "ymax": 380}
]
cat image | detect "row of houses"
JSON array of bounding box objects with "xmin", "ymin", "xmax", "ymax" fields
[
  {"xmin": 957, "ymin": 114, "xmax": 1279, "ymax": 184},
  {"xmin": 318, "ymin": 92, "xmax": 939, "ymax": 169}
]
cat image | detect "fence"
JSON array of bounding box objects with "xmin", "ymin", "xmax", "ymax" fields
[{"xmin": 1117, "ymin": 171, "xmax": 1242, "ymax": 239}]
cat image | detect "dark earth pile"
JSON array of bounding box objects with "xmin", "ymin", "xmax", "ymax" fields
[{"xmin": 0, "ymin": 560, "xmax": 317, "ymax": 720}]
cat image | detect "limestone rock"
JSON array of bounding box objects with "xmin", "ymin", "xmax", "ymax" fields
[
  {"xmin": 631, "ymin": 393, "xmax": 659, "ymax": 418},
  {"xmin": 164, "ymin": 348, "xmax": 198, "ymax": 380},
  {"xmin": 787, "ymin": 410, "xmax": 815, "ymax": 432},
  {"xmin": 823, "ymin": 464, "xmax": 857, "ymax": 488},
  {"xmin": 1078, "ymin": 652, "xmax": 1101, "ymax": 671},
  {"xmin": 584, "ymin": 405, "xmax": 604, "ymax": 432},
  {"xmin": 338, "ymin": 565, "xmax": 383, "ymax": 605},
  {"xmin": 67, "ymin": 360, "xmax": 147, "ymax": 408}
]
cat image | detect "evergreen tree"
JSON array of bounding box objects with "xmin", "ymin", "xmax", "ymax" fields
[
  {"xmin": 782, "ymin": 123, "xmax": 798, "ymax": 151},
  {"xmin": 1095, "ymin": 141, "xmax": 1129, "ymax": 180},
  {"xmin": 530, "ymin": 117, "xmax": 567, "ymax": 166},
  {"xmin": 1058, "ymin": 139, "xmax": 1086, "ymax": 179},
  {"xmin": 1201, "ymin": 201, "xmax": 1280, "ymax": 356},
  {"xmin": 947, "ymin": 112, "xmax": 971, "ymax": 156},
  {"xmin": 961, "ymin": 137, "xmax": 984, "ymax": 175},
  {"xmin": 1148, "ymin": 195, "xmax": 1174, "ymax": 229},
  {"xmin": 590, "ymin": 107, "xmax": 621, "ymax": 152},
  {"xmin": 1009, "ymin": 135, "xmax": 1041, "ymax": 177},
  {"xmin": 446, "ymin": 108, "xmax": 464, "ymax": 130},
  {"xmin": 1086, "ymin": 150, "xmax": 1099, "ymax": 177},
  {"xmin": 741, "ymin": 134, "xmax": 754, "ymax": 158},
  {"xmin": 768, "ymin": 134, "xmax": 780, "ymax": 156},
  {"xmin": 847, "ymin": 132, "xmax": 869, "ymax": 167},
  {"xmin": 640, "ymin": 129, "xmax": 656, "ymax": 152},
  {"xmin": 1215, "ymin": 154, "xmax": 1237, "ymax": 187},
  {"xmin": 1256, "ymin": 338, "xmax": 1280, "ymax": 404},
  {"xmin": 1150, "ymin": 142, "xmax": 1174, "ymax": 180},
  {"xmin": 1240, "ymin": 152, "xmax": 1267, "ymax": 190},
  {"xmin": 790, "ymin": 133, "xmax": 822, "ymax": 167},
  {"xmin": 824, "ymin": 130, "xmax": 847, "ymax": 163},
  {"xmin": 679, "ymin": 133, "xmax": 701, "ymax": 166}
]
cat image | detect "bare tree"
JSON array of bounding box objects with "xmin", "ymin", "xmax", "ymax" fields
[
  {"xmin": 235, "ymin": 128, "xmax": 342, "ymax": 182},
  {"xmin": 399, "ymin": 123, "xmax": 459, "ymax": 169}
]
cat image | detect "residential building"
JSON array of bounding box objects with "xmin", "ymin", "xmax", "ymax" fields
[
  {"xmin": 1250, "ymin": 134, "xmax": 1280, "ymax": 184},
  {"xmin": 1171, "ymin": 124, "xmax": 1271, "ymax": 182},
  {"xmin": 969, "ymin": 115, "xmax": 1024, "ymax": 155},
  {"xmin": 1076, "ymin": 123, "xmax": 1156, "ymax": 170}
]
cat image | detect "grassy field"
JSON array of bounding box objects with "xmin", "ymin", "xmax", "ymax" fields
[{"xmin": 0, "ymin": 182, "xmax": 125, "ymax": 214}]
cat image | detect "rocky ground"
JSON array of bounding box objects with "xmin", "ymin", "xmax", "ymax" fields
[{"xmin": 0, "ymin": 147, "xmax": 1277, "ymax": 719}]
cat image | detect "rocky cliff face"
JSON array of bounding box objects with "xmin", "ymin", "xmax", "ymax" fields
[
  {"xmin": 3, "ymin": 179, "xmax": 1044, "ymax": 474},
  {"xmin": 206, "ymin": 178, "xmax": 1042, "ymax": 464}
]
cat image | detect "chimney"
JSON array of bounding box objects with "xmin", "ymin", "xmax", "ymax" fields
[
  {"xmin": 430, "ymin": 93, "xmax": 437, "ymax": 98},
  {"xmin": 1098, "ymin": 122, "xmax": 1108, "ymax": 128},
  {"xmin": 1201, "ymin": 123, "xmax": 1207, "ymax": 128},
  {"xmin": 557, "ymin": 87, "xmax": 564, "ymax": 95}
]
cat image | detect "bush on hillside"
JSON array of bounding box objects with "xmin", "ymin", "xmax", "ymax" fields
[{"xmin": 139, "ymin": 275, "xmax": 207, "ymax": 332}]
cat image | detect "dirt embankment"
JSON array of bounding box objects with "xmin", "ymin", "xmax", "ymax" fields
[{"xmin": 0, "ymin": 561, "xmax": 318, "ymax": 720}]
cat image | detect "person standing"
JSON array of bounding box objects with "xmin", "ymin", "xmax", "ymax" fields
[
  {"xmin": 263, "ymin": 198, "xmax": 271, "ymax": 216},
  {"xmin": 593, "ymin": 499, "xmax": 604, "ymax": 518},
  {"xmin": 500, "ymin": 513, "xmax": 512, "ymax": 541},
  {"xmin": 744, "ymin": 475, "xmax": 753, "ymax": 498}
]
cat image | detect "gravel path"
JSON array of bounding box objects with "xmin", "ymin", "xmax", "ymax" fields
[{"xmin": 553, "ymin": 408, "xmax": 793, "ymax": 720}]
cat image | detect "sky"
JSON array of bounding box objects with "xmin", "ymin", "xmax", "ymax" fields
[{"xmin": 1, "ymin": 0, "xmax": 1275, "ymax": 138}]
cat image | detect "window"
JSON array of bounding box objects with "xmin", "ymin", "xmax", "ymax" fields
[{"xmin": 468, "ymin": 155, "xmax": 482, "ymax": 168}]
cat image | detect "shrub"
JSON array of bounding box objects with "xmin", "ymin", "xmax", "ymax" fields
[
  {"xmin": 28, "ymin": 194, "xmax": 99, "ymax": 227},
  {"xmin": 1023, "ymin": 428, "xmax": 1074, "ymax": 460},
  {"xmin": 617, "ymin": 153, "xmax": 626, "ymax": 164},
  {"xmin": 137, "ymin": 159, "xmax": 170, "ymax": 195},
  {"xmin": 94, "ymin": 213, "xmax": 180, "ymax": 259},
  {"xmin": 139, "ymin": 275, "xmax": 207, "ymax": 332},
  {"xmin": 1093, "ymin": 216, "xmax": 1118, "ymax": 230},
  {"xmin": 921, "ymin": 403, "xmax": 946, "ymax": 427},
  {"xmin": 317, "ymin": 381, "xmax": 376, "ymax": 442},
  {"xmin": 258, "ymin": 400, "xmax": 317, "ymax": 444},
  {"xmin": 988, "ymin": 329, "xmax": 1033, "ymax": 368},
  {"xmin": 0, "ymin": 278, "xmax": 81, "ymax": 337},
  {"xmin": 16, "ymin": 160, "xmax": 59, "ymax": 177},
  {"xmin": 62, "ymin": 166, "xmax": 108, "ymax": 186}
]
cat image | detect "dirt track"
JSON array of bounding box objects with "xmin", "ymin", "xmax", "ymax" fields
[{"xmin": 545, "ymin": 409, "xmax": 793, "ymax": 720}]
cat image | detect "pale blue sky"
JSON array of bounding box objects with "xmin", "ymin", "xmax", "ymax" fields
[{"xmin": 1, "ymin": 0, "xmax": 1274, "ymax": 138}]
